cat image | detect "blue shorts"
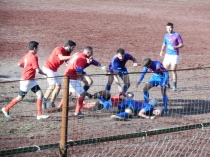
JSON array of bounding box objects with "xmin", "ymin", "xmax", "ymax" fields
[
  {"xmin": 148, "ymin": 74, "xmax": 169, "ymax": 87},
  {"xmin": 109, "ymin": 68, "xmax": 128, "ymax": 76}
]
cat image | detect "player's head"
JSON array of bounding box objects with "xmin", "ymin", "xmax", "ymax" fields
[
  {"xmin": 126, "ymin": 92, "xmax": 134, "ymax": 100},
  {"xmin": 153, "ymin": 108, "xmax": 162, "ymax": 116},
  {"xmin": 83, "ymin": 46, "xmax": 93, "ymax": 58},
  {"xmin": 143, "ymin": 58, "xmax": 152, "ymax": 68},
  {"xmin": 29, "ymin": 41, "xmax": 39, "ymax": 53},
  {"xmin": 64, "ymin": 40, "xmax": 76, "ymax": 54},
  {"xmin": 166, "ymin": 22, "xmax": 174, "ymax": 34},
  {"xmin": 116, "ymin": 48, "xmax": 125, "ymax": 61},
  {"xmin": 102, "ymin": 92, "xmax": 111, "ymax": 101}
]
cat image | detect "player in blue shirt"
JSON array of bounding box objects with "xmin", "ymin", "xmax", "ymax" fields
[
  {"xmin": 110, "ymin": 92, "xmax": 162, "ymax": 120},
  {"xmin": 105, "ymin": 48, "xmax": 138, "ymax": 95},
  {"xmin": 160, "ymin": 22, "xmax": 183, "ymax": 91},
  {"xmin": 135, "ymin": 58, "xmax": 169, "ymax": 115}
]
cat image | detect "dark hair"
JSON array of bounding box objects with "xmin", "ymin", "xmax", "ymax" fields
[
  {"xmin": 102, "ymin": 92, "xmax": 111, "ymax": 101},
  {"xmin": 143, "ymin": 58, "xmax": 152, "ymax": 67},
  {"xmin": 84, "ymin": 46, "xmax": 93, "ymax": 51},
  {"xmin": 64, "ymin": 40, "xmax": 76, "ymax": 47},
  {"xmin": 117, "ymin": 48, "xmax": 125, "ymax": 55},
  {"xmin": 29, "ymin": 41, "xmax": 39, "ymax": 50},
  {"xmin": 166, "ymin": 22, "xmax": 173, "ymax": 28}
]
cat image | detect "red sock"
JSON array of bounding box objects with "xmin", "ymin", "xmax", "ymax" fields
[
  {"xmin": 57, "ymin": 98, "xmax": 64, "ymax": 108},
  {"xmin": 82, "ymin": 103, "xmax": 91, "ymax": 109},
  {"xmin": 37, "ymin": 99, "xmax": 42, "ymax": 116},
  {"xmin": 75, "ymin": 96, "xmax": 84, "ymax": 114},
  {"xmin": 5, "ymin": 98, "xmax": 19, "ymax": 112}
]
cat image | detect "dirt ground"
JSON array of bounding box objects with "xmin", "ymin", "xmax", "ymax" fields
[{"xmin": 0, "ymin": 0, "xmax": 210, "ymax": 156}]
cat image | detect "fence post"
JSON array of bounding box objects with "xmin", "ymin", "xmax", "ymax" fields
[{"xmin": 59, "ymin": 76, "xmax": 69, "ymax": 157}]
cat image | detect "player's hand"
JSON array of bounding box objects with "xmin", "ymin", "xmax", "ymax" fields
[{"xmin": 133, "ymin": 63, "xmax": 138, "ymax": 67}]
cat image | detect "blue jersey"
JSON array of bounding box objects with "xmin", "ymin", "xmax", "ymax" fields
[
  {"xmin": 118, "ymin": 99, "xmax": 153, "ymax": 115},
  {"xmin": 163, "ymin": 32, "xmax": 183, "ymax": 55},
  {"xmin": 109, "ymin": 52, "xmax": 134, "ymax": 73},
  {"xmin": 138, "ymin": 60, "xmax": 169, "ymax": 86}
]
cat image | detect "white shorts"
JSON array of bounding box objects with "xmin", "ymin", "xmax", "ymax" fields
[
  {"xmin": 163, "ymin": 54, "xmax": 180, "ymax": 65},
  {"xmin": 69, "ymin": 79, "xmax": 85, "ymax": 96},
  {"xmin": 20, "ymin": 79, "xmax": 38, "ymax": 92},
  {"xmin": 42, "ymin": 66, "xmax": 62, "ymax": 86}
]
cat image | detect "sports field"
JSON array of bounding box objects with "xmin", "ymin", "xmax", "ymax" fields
[{"xmin": 0, "ymin": 0, "xmax": 210, "ymax": 156}]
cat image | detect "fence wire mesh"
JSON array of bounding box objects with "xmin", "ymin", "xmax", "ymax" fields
[{"xmin": 0, "ymin": 68, "xmax": 210, "ymax": 156}]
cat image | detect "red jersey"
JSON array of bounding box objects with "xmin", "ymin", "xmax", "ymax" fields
[
  {"xmin": 19, "ymin": 52, "xmax": 39, "ymax": 80},
  {"xmin": 44, "ymin": 46, "xmax": 69, "ymax": 72},
  {"xmin": 64, "ymin": 53, "xmax": 87, "ymax": 80},
  {"xmin": 111, "ymin": 95, "xmax": 124, "ymax": 107}
]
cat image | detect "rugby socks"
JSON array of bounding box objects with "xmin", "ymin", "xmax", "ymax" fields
[
  {"xmin": 5, "ymin": 98, "xmax": 19, "ymax": 112},
  {"xmin": 75, "ymin": 96, "xmax": 84, "ymax": 114},
  {"xmin": 57, "ymin": 98, "xmax": 63, "ymax": 108},
  {"xmin": 37, "ymin": 99, "xmax": 42, "ymax": 116},
  {"xmin": 83, "ymin": 85, "xmax": 90, "ymax": 91},
  {"xmin": 116, "ymin": 112, "xmax": 129, "ymax": 118},
  {"xmin": 105, "ymin": 85, "xmax": 111, "ymax": 91},
  {"xmin": 163, "ymin": 95, "xmax": 168, "ymax": 112},
  {"xmin": 82, "ymin": 103, "xmax": 91, "ymax": 109},
  {"xmin": 143, "ymin": 91, "xmax": 149, "ymax": 103},
  {"xmin": 122, "ymin": 85, "xmax": 128, "ymax": 93}
]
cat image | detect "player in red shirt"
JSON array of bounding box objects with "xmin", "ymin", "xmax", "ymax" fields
[
  {"xmin": 42, "ymin": 40, "xmax": 76, "ymax": 109},
  {"xmin": 57, "ymin": 46, "xmax": 93, "ymax": 117},
  {"xmin": 1, "ymin": 41, "xmax": 50, "ymax": 120}
]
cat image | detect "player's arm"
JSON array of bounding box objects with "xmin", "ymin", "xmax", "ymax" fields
[
  {"xmin": 173, "ymin": 43, "xmax": 183, "ymax": 49},
  {"xmin": 58, "ymin": 54, "xmax": 73, "ymax": 61},
  {"xmin": 36, "ymin": 68, "xmax": 47, "ymax": 76},
  {"xmin": 136, "ymin": 67, "xmax": 147, "ymax": 87},
  {"xmin": 138, "ymin": 109, "xmax": 155, "ymax": 119},
  {"xmin": 160, "ymin": 43, "xmax": 166, "ymax": 57},
  {"xmin": 91, "ymin": 59, "xmax": 108, "ymax": 72}
]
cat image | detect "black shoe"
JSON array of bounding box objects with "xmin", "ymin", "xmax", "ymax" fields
[{"xmin": 48, "ymin": 102, "xmax": 55, "ymax": 108}]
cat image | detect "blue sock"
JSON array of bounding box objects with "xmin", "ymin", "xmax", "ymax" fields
[
  {"xmin": 122, "ymin": 85, "xmax": 128, "ymax": 93},
  {"xmin": 116, "ymin": 112, "xmax": 129, "ymax": 118},
  {"xmin": 163, "ymin": 95, "xmax": 168, "ymax": 111},
  {"xmin": 143, "ymin": 91, "xmax": 149, "ymax": 103},
  {"xmin": 83, "ymin": 85, "xmax": 90, "ymax": 91},
  {"xmin": 105, "ymin": 85, "xmax": 111, "ymax": 91}
]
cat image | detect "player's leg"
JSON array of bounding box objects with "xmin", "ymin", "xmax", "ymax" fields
[
  {"xmin": 69, "ymin": 80, "xmax": 86, "ymax": 117},
  {"xmin": 163, "ymin": 54, "xmax": 171, "ymax": 88},
  {"xmin": 161, "ymin": 85, "xmax": 168, "ymax": 115},
  {"xmin": 105, "ymin": 74, "xmax": 114, "ymax": 91},
  {"xmin": 143, "ymin": 76, "xmax": 155, "ymax": 103},
  {"xmin": 114, "ymin": 75, "xmax": 122, "ymax": 93},
  {"xmin": 120, "ymin": 74, "xmax": 130, "ymax": 94},
  {"xmin": 170, "ymin": 55, "xmax": 179, "ymax": 91},
  {"xmin": 81, "ymin": 75, "xmax": 93, "ymax": 98},
  {"xmin": 42, "ymin": 67, "xmax": 58, "ymax": 108},
  {"xmin": 48, "ymin": 75, "xmax": 62, "ymax": 108},
  {"xmin": 2, "ymin": 93, "xmax": 24, "ymax": 118},
  {"xmin": 31, "ymin": 85, "xmax": 50, "ymax": 120},
  {"xmin": 2, "ymin": 79, "xmax": 36, "ymax": 118}
]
